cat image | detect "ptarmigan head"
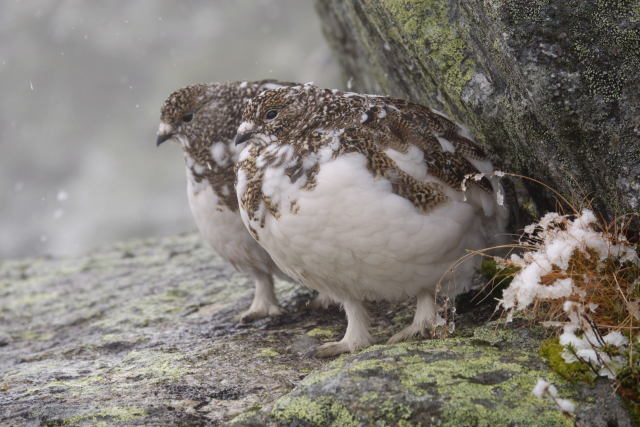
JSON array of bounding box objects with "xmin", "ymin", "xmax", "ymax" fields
[
  {"xmin": 156, "ymin": 83, "xmax": 219, "ymax": 148},
  {"xmin": 156, "ymin": 82, "xmax": 250, "ymax": 212},
  {"xmin": 159, "ymin": 81, "xmax": 298, "ymax": 153},
  {"xmin": 234, "ymin": 85, "xmax": 322, "ymax": 146}
]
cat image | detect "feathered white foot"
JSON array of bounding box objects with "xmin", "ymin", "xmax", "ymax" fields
[
  {"xmin": 234, "ymin": 273, "xmax": 284, "ymax": 323},
  {"xmin": 388, "ymin": 291, "xmax": 437, "ymax": 344},
  {"xmin": 314, "ymin": 299, "xmax": 372, "ymax": 358}
]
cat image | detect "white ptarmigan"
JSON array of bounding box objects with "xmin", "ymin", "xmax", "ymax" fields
[
  {"xmin": 234, "ymin": 83, "xmax": 509, "ymax": 356},
  {"xmin": 156, "ymin": 80, "xmax": 330, "ymax": 322}
]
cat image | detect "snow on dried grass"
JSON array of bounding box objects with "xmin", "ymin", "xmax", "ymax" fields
[{"xmin": 493, "ymin": 206, "xmax": 639, "ymax": 407}]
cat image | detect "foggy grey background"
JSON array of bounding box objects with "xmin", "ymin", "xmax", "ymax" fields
[{"xmin": 0, "ymin": 1, "xmax": 341, "ymax": 259}]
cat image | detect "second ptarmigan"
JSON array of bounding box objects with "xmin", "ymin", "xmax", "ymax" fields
[
  {"xmin": 234, "ymin": 83, "xmax": 509, "ymax": 357},
  {"xmin": 156, "ymin": 80, "xmax": 329, "ymax": 322}
]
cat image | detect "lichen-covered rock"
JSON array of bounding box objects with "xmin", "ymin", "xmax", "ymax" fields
[
  {"xmin": 0, "ymin": 234, "xmax": 332, "ymax": 425},
  {"xmin": 314, "ymin": 0, "xmax": 640, "ymax": 220},
  {"xmin": 245, "ymin": 324, "xmax": 633, "ymax": 426},
  {"xmin": 0, "ymin": 235, "xmax": 633, "ymax": 425}
]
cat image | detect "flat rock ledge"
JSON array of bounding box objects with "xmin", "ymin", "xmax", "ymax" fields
[{"xmin": 0, "ymin": 234, "xmax": 632, "ymax": 426}]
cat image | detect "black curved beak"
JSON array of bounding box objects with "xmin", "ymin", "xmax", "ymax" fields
[
  {"xmin": 234, "ymin": 131, "xmax": 255, "ymax": 146},
  {"xmin": 156, "ymin": 133, "xmax": 173, "ymax": 146}
]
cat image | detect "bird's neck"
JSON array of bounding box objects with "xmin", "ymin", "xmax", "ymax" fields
[{"xmin": 182, "ymin": 143, "xmax": 239, "ymax": 212}]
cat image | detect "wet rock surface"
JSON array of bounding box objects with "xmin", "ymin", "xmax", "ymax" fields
[
  {"xmin": 314, "ymin": 0, "xmax": 640, "ymax": 221},
  {"xmin": 0, "ymin": 234, "xmax": 632, "ymax": 425}
]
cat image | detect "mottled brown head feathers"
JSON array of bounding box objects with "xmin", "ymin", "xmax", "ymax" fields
[{"xmin": 160, "ymin": 84, "xmax": 213, "ymax": 129}]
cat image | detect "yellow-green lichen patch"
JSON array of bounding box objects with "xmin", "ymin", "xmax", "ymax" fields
[
  {"xmin": 399, "ymin": 354, "xmax": 571, "ymax": 426},
  {"xmin": 358, "ymin": 391, "xmax": 380, "ymax": 403},
  {"xmin": 112, "ymin": 349, "xmax": 191, "ymax": 382},
  {"xmin": 256, "ymin": 348, "xmax": 279, "ymax": 358},
  {"xmin": 376, "ymin": 399, "xmax": 415, "ymax": 425},
  {"xmin": 469, "ymin": 324, "xmax": 519, "ymax": 346},
  {"xmin": 229, "ymin": 405, "xmax": 262, "ymax": 425},
  {"xmin": 306, "ymin": 327, "xmax": 336, "ymax": 339},
  {"xmin": 346, "ymin": 357, "xmax": 396, "ymax": 374},
  {"xmin": 62, "ymin": 406, "xmax": 146, "ymax": 425},
  {"xmin": 272, "ymin": 395, "xmax": 360, "ymax": 427},
  {"xmin": 385, "ymin": 0, "xmax": 475, "ymax": 98},
  {"xmin": 297, "ymin": 366, "xmax": 345, "ymax": 388},
  {"xmin": 381, "ymin": 344, "xmax": 410, "ymax": 357},
  {"xmin": 27, "ymin": 374, "xmax": 105, "ymax": 397}
]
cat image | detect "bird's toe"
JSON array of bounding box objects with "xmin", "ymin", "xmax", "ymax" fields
[
  {"xmin": 387, "ymin": 325, "xmax": 430, "ymax": 344},
  {"xmin": 312, "ymin": 333, "xmax": 374, "ymax": 358},
  {"xmin": 235, "ymin": 304, "xmax": 284, "ymax": 323},
  {"xmin": 313, "ymin": 341, "xmax": 352, "ymax": 358}
]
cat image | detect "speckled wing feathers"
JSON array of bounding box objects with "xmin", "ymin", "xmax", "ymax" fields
[
  {"xmin": 362, "ymin": 100, "xmax": 493, "ymax": 193},
  {"xmin": 236, "ymin": 84, "xmax": 494, "ymax": 225},
  {"xmin": 336, "ymin": 127, "xmax": 448, "ymax": 212}
]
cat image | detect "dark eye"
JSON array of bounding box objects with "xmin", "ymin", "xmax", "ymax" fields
[
  {"xmin": 182, "ymin": 113, "xmax": 193, "ymax": 123},
  {"xmin": 264, "ymin": 109, "xmax": 278, "ymax": 120}
]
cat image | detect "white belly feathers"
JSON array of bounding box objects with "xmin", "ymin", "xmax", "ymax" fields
[
  {"xmin": 187, "ymin": 176, "xmax": 276, "ymax": 277},
  {"xmin": 238, "ymin": 150, "xmax": 488, "ymax": 302}
]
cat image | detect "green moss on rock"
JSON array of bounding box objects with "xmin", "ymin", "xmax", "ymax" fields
[{"xmin": 540, "ymin": 338, "xmax": 594, "ymax": 384}]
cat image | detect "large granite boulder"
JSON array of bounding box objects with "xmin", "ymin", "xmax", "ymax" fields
[
  {"xmin": 0, "ymin": 235, "xmax": 633, "ymax": 425},
  {"xmin": 314, "ymin": 0, "xmax": 640, "ymax": 221}
]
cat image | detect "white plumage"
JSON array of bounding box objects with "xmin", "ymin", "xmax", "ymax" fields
[{"xmin": 186, "ymin": 164, "xmax": 284, "ymax": 319}]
